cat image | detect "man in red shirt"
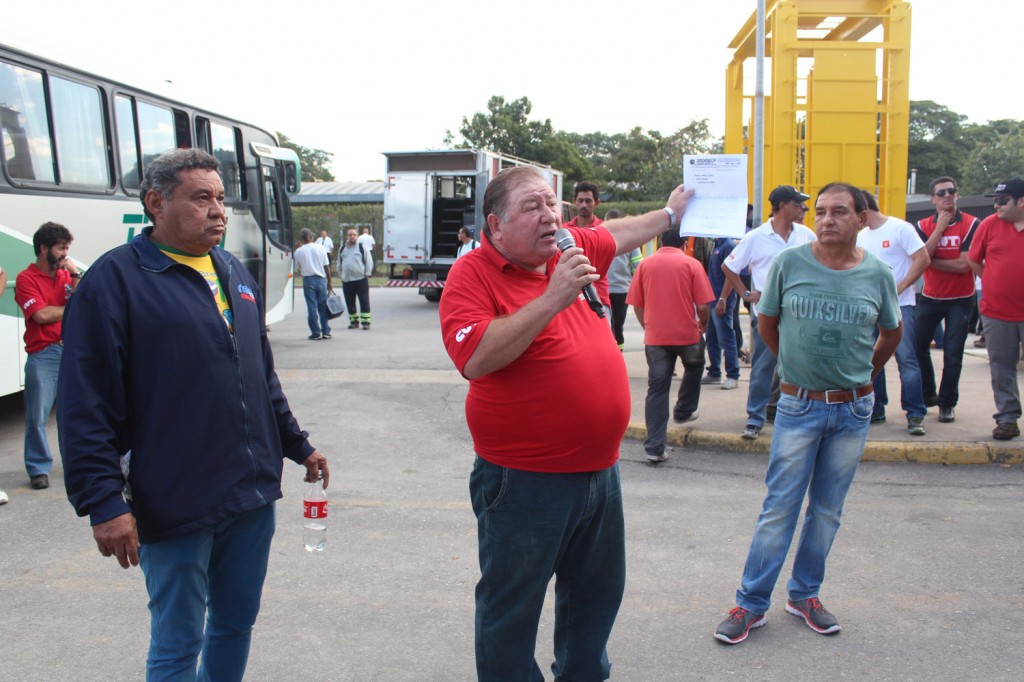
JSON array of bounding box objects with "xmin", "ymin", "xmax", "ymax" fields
[
  {"xmin": 14, "ymin": 222, "xmax": 79, "ymax": 489},
  {"xmin": 440, "ymin": 166, "xmax": 691, "ymax": 682},
  {"xmin": 562, "ymin": 180, "xmax": 612, "ymax": 318},
  {"xmin": 968, "ymin": 178, "xmax": 1024, "ymax": 440},
  {"xmin": 913, "ymin": 176, "xmax": 980, "ymax": 423},
  {"xmin": 627, "ymin": 228, "xmax": 715, "ymax": 463}
]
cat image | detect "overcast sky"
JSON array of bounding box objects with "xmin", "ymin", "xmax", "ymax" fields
[{"xmin": 2, "ymin": 1, "xmax": 1016, "ymax": 182}]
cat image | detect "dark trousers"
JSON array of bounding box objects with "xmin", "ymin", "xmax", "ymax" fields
[
  {"xmin": 609, "ymin": 293, "xmax": 629, "ymax": 349},
  {"xmin": 913, "ymin": 295, "xmax": 972, "ymax": 408},
  {"xmin": 643, "ymin": 342, "xmax": 705, "ymax": 457},
  {"xmin": 342, "ymin": 278, "xmax": 371, "ymax": 326}
]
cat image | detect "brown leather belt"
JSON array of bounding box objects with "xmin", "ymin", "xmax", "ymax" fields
[{"xmin": 780, "ymin": 382, "xmax": 873, "ymax": 405}]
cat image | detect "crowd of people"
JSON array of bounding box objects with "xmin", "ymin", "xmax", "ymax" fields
[{"xmin": 3, "ymin": 154, "xmax": 1021, "ymax": 679}]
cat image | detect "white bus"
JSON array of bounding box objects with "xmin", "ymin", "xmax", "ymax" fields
[{"xmin": 0, "ymin": 44, "xmax": 300, "ymax": 397}]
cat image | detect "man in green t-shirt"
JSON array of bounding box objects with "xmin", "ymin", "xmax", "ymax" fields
[{"xmin": 715, "ymin": 182, "xmax": 902, "ymax": 645}]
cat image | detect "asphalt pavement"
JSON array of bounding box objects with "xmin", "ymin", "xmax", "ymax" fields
[{"xmin": 0, "ymin": 287, "xmax": 1022, "ymax": 681}]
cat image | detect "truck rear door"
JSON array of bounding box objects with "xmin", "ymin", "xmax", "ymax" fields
[{"xmin": 384, "ymin": 173, "xmax": 429, "ymax": 263}]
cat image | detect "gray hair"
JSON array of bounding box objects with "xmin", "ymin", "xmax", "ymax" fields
[
  {"xmin": 482, "ymin": 166, "xmax": 547, "ymax": 238},
  {"xmin": 300, "ymin": 229, "xmax": 315, "ymax": 242},
  {"xmin": 140, "ymin": 148, "xmax": 220, "ymax": 220}
]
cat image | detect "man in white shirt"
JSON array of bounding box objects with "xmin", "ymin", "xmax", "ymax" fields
[
  {"xmin": 722, "ymin": 186, "xmax": 817, "ymax": 440},
  {"xmin": 857, "ymin": 190, "xmax": 930, "ymax": 434},
  {"xmin": 356, "ymin": 227, "xmax": 376, "ymax": 262},
  {"xmin": 457, "ymin": 226, "xmax": 479, "ymax": 258},
  {"xmin": 315, "ymin": 230, "xmax": 334, "ymax": 259},
  {"xmin": 295, "ymin": 229, "xmax": 334, "ymax": 340}
]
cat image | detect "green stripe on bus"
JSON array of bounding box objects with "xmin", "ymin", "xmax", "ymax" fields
[{"xmin": 123, "ymin": 214, "xmax": 147, "ymax": 224}]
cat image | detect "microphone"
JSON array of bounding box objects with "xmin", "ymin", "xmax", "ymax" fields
[{"xmin": 554, "ymin": 228, "xmax": 605, "ymax": 318}]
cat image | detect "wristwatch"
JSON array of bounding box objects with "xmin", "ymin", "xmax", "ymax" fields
[{"xmin": 742, "ymin": 290, "xmax": 751, "ymax": 301}]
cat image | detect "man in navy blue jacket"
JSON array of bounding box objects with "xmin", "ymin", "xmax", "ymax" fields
[{"xmin": 58, "ymin": 148, "xmax": 329, "ymax": 681}]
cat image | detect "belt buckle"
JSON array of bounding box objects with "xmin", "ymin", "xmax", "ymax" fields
[{"xmin": 824, "ymin": 389, "xmax": 845, "ymax": 405}]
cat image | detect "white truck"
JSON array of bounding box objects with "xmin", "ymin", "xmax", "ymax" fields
[{"xmin": 382, "ymin": 149, "xmax": 565, "ymax": 301}]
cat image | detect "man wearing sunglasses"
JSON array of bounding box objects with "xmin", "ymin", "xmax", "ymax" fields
[
  {"xmin": 967, "ymin": 179, "xmax": 1024, "ymax": 441},
  {"xmin": 913, "ymin": 176, "xmax": 980, "ymax": 424}
]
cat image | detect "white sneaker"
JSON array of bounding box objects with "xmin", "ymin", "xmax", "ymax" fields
[
  {"xmin": 722, "ymin": 378, "xmax": 740, "ymax": 390},
  {"xmin": 0, "ymin": 488, "xmax": 8, "ymax": 505}
]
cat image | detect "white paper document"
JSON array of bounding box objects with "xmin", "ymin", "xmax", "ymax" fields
[{"xmin": 679, "ymin": 154, "xmax": 748, "ymax": 239}]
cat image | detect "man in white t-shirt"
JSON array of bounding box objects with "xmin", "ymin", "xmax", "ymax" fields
[
  {"xmin": 356, "ymin": 227, "xmax": 376, "ymax": 259},
  {"xmin": 456, "ymin": 226, "xmax": 479, "ymax": 258},
  {"xmin": 722, "ymin": 186, "xmax": 817, "ymax": 440},
  {"xmin": 295, "ymin": 229, "xmax": 334, "ymax": 340},
  {"xmin": 857, "ymin": 190, "xmax": 930, "ymax": 434}
]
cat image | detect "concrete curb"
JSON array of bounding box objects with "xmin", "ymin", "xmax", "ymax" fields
[{"xmin": 624, "ymin": 421, "xmax": 1024, "ymax": 465}]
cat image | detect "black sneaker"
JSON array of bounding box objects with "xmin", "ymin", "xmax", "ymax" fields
[
  {"xmin": 993, "ymin": 422, "xmax": 1020, "ymax": 440},
  {"xmin": 308, "ymin": 333, "xmax": 322, "ymax": 340},
  {"xmin": 871, "ymin": 412, "xmax": 886, "ymax": 424},
  {"xmin": 924, "ymin": 393, "xmax": 939, "ymax": 408},
  {"xmin": 30, "ymin": 474, "xmax": 50, "ymax": 490},
  {"xmin": 348, "ymin": 322, "xmax": 359, "ymax": 329},
  {"xmin": 714, "ymin": 606, "xmax": 765, "ymax": 644},
  {"xmin": 701, "ymin": 374, "xmax": 722, "ymax": 385},
  {"xmin": 938, "ymin": 406, "xmax": 955, "ymax": 423},
  {"xmin": 741, "ymin": 424, "xmax": 761, "ymax": 440},
  {"xmin": 785, "ymin": 597, "xmax": 841, "ymax": 634},
  {"xmin": 645, "ymin": 451, "xmax": 667, "ymax": 464},
  {"xmin": 321, "ymin": 332, "xmax": 333, "ymax": 340}
]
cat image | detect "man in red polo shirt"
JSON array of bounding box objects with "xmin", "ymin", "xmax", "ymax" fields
[
  {"xmin": 440, "ymin": 166, "xmax": 691, "ymax": 682},
  {"xmin": 627, "ymin": 227, "xmax": 715, "ymax": 463},
  {"xmin": 14, "ymin": 222, "xmax": 78, "ymax": 489},
  {"xmin": 562, "ymin": 180, "xmax": 612, "ymax": 318},
  {"xmin": 913, "ymin": 176, "xmax": 980, "ymax": 424},
  {"xmin": 968, "ymin": 178, "xmax": 1024, "ymax": 441}
]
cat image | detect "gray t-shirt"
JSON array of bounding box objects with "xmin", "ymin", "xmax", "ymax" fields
[{"xmin": 758, "ymin": 243, "xmax": 901, "ymax": 390}]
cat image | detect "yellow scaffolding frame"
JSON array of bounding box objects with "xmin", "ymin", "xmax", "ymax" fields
[{"xmin": 725, "ymin": 0, "xmax": 912, "ymax": 219}]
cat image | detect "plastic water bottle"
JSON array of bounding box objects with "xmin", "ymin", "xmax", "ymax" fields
[{"xmin": 303, "ymin": 476, "xmax": 328, "ymax": 552}]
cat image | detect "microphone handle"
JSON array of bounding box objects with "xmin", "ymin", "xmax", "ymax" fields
[{"xmin": 581, "ymin": 283, "xmax": 606, "ymax": 318}]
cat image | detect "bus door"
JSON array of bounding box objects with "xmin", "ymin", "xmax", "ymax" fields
[{"xmin": 250, "ymin": 143, "xmax": 298, "ymax": 323}]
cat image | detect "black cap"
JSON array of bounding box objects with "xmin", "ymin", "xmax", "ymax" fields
[
  {"xmin": 986, "ymin": 178, "xmax": 1024, "ymax": 199},
  {"xmin": 768, "ymin": 185, "xmax": 811, "ymax": 206}
]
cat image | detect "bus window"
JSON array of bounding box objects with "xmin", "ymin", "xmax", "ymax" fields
[
  {"xmin": 210, "ymin": 122, "xmax": 241, "ymax": 202},
  {"xmin": 50, "ymin": 76, "xmax": 109, "ymax": 187},
  {"xmin": 115, "ymin": 95, "xmax": 141, "ymax": 190},
  {"xmin": 0, "ymin": 61, "xmax": 55, "ymax": 182},
  {"xmin": 136, "ymin": 100, "xmax": 175, "ymax": 178}
]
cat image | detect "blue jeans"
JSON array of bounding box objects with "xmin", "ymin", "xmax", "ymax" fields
[
  {"xmin": 469, "ymin": 457, "xmax": 625, "ymax": 682},
  {"xmin": 736, "ymin": 392, "xmax": 873, "ymax": 614},
  {"xmin": 745, "ymin": 314, "xmax": 778, "ymax": 428},
  {"xmin": 302, "ymin": 275, "xmax": 330, "ymax": 335},
  {"xmin": 706, "ymin": 298, "xmax": 740, "ymax": 380},
  {"xmin": 24, "ymin": 344, "xmax": 62, "ymax": 477},
  {"xmin": 643, "ymin": 342, "xmax": 705, "ymax": 457},
  {"xmin": 913, "ymin": 296, "xmax": 972, "ymax": 408},
  {"xmin": 139, "ymin": 503, "xmax": 275, "ymax": 682},
  {"xmin": 873, "ymin": 305, "xmax": 926, "ymax": 419}
]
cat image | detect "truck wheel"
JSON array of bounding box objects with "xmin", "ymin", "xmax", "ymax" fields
[{"xmin": 423, "ymin": 288, "xmax": 442, "ymax": 303}]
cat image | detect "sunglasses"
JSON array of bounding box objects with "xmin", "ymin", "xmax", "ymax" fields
[
  {"xmin": 994, "ymin": 196, "xmax": 1015, "ymax": 206},
  {"xmin": 933, "ymin": 188, "xmax": 957, "ymax": 197}
]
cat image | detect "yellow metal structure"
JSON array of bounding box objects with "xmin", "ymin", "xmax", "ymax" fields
[{"xmin": 725, "ymin": 0, "xmax": 912, "ymax": 220}]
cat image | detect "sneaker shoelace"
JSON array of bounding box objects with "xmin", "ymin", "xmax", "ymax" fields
[
  {"xmin": 805, "ymin": 597, "xmax": 826, "ymax": 614},
  {"xmin": 728, "ymin": 607, "xmax": 750, "ymax": 623}
]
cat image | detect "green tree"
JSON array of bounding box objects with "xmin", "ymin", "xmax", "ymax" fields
[
  {"xmin": 444, "ymin": 96, "xmax": 554, "ymax": 159},
  {"xmin": 277, "ymin": 132, "xmax": 336, "ymax": 183},
  {"xmin": 907, "ymin": 100, "xmax": 970, "ymax": 191},
  {"xmin": 960, "ymin": 125, "xmax": 1024, "ymax": 195}
]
